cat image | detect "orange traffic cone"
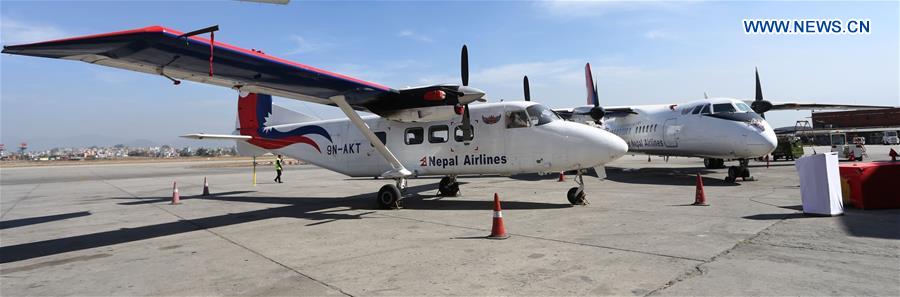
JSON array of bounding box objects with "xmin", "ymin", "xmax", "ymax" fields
[
  {"xmin": 889, "ymin": 148, "xmax": 897, "ymax": 161},
  {"xmin": 488, "ymin": 193, "xmax": 509, "ymax": 239},
  {"xmin": 692, "ymin": 173, "xmax": 708, "ymax": 206},
  {"xmin": 557, "ymin": 171, "xmax": 565, "ymax": 182},
  {"xmin": 171, "ymin": 181, "xmax": 181, "ymax": 205},
  {"xmin": 202, "ymin": 177, "xmax": 210, "ymax": 196}
]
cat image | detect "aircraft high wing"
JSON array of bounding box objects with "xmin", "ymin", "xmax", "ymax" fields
[
  {"xmin": 742, "ymin": 68, "xmax": 895, "ymax": 117},
  {"xmin": 1, "ymin": 25, "xmax": 484, "ymax": 115}
]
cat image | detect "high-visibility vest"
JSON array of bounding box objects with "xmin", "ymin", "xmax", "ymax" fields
[{"xmin": 275, "ymin": 159, "xmax": 283, "ymax": 170}]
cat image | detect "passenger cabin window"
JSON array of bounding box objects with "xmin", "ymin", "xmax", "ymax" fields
[
  {"xmin": 691, "ymin": 105, "xmax": 703, "ymax": 114},
  {"xmin": 700, "ymin": 104, "xmax": 711, "ymax": 114},
  {"xmin": 454, "ymin": 126, "xmax": 475, "ymax": 142},
  {"xmin": 428, "ymin": 125, "xmax": 449, "ymax": 143},
  {"xmin": 506, "ymin": 110, "xmax": 530, "ymax": 128},
  {"xmin": 713, "ymin": 103, "xmax": 737, "ymax": 113},
  {"xmin": 405, "ymin": 127, "xmax": 424, "ymax": 145}
]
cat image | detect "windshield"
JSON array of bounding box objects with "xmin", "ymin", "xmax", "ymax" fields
[
  {"xmin": 886, "ymin": 131, "xmax": 898, "ymax": 137},
  {"xmin": 736, "ymin": 102, "xmax": 752, "ymax": 112},
  {"xmin": 526, "ymin": 104, "xmax": 560, "ymax": 126},
  {"xmin": 713, "ymin": 103, "xmax": 737, "ymax": 113}
]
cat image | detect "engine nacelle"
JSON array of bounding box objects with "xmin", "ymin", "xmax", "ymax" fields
[{"xmin": 380, "ymin": 105, "xmax": 458, "ymax": 123}]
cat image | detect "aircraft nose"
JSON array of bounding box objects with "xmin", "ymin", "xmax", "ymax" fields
[
  {"xmin": 576, "ymin": 126, "xmax": 628, "ymax": 165},
  {"xmin": 747, "ymin": 126, "xmax": 777, "ymax": 157}
]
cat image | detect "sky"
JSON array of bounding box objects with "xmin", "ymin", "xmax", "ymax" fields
[{"xmin": 1, "ymin": 1, "xmax": 898, "ymax": 151}]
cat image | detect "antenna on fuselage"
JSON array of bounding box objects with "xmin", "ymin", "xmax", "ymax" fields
[{"xmin": 704, "ymin": 92, "xmax": 709, "ymax": 99}]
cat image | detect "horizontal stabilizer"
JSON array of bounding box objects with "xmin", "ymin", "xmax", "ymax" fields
[{"xmin": 180, "ymin": 133, "xmax": 252, "ymax": 140}]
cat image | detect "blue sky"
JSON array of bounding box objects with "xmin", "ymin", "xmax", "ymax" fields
[{"xmin": 2, "ymin": 1, "xmax": 898, "ymax": 150}]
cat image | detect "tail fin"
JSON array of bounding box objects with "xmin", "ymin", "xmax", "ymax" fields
[
  {"xmin": 235, "ymin": 92, "xmax": 327, "ymax": 155},
  {"xmin": 237, "ymin": 93, "xmax": 319, "ymax": 134},
  {"xmin": 584, "ymin": 63, "xmax": 599, "ymax": 106}
]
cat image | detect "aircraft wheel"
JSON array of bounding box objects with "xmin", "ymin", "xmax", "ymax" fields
[
  {"xmin": 567, "ymin": 187, "xmax": 586, "ymax": 205},
  {"xmin": 438, "ymin": 177, "xmax": 460, "ymax": 196},
  {"xmin": 724, "ymin": 176, "xmax": 736, "ymax": 183},
  {"xmin": 377, "ymin": 184, "xmax": 402, "ymax": 209},
  {"xmin": 703, "ymin": 158, "xmax": 713, "ymax": 169}
]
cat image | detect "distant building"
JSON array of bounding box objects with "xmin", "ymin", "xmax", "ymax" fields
[{"xmin": 811, "ymin": 108, "xmax": 900, "ymax": 129}]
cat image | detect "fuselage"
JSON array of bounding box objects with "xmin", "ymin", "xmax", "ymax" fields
[
  {"xmin": 263, "ymin": 102, "xmax": 628, "ymax": 177},
  {"xmin": 571, "ymin": 98, "xmax": 777, "ymax": 159}
]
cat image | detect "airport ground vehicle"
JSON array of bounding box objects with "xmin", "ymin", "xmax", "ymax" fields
[
  {"xmin": 830, "ymin": 133, "xmax": 866, "ymax": 161},
  {"xmin": 771, "ymin": 136, "xmax": 803, "ymax": 161},
  {"xmin": 883, "ymin": 131, "xmax": 899, "ymax": 145}
]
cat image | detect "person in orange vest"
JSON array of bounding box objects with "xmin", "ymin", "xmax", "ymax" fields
[{"xmin": 274, "ymin": 155, "xmax": 284, "ymax": 183}]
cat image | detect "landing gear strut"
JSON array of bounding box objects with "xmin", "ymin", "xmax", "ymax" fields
[
  {"xmin": 438, "ymin": 175, "xmax": 460, "ymax": 196},
  {"xmin": 724, "ymin": 159, "xmax": 753, "ymax": 183},
  {"xmin": 377, "ymin": 178, "xmax": 407, "ymax": 209},
  {"xmin": 566, "ymin": 170, "xmax": 588, "ymax": 205}
]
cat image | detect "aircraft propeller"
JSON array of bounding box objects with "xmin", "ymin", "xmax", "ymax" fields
[
  {"xmin": 459, "ymin": 45, "xmax": 474, "ymax": 139},
  {"xmin": 523, "ymin": 76, "xmax": 531, "ymax": 101},
  {"xmin": 750, "ymin": 67, "xmax": 773, "ymax": 118}
]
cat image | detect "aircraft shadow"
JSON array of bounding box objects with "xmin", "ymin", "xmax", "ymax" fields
[
  {"xmin": 0, "ymin": 211, "xmax": 92, "ymax": 230},
  {"xmin": 1, "ymin": 183, "xmax": 565, "ymax": 263},
  {"xmin": 604, "ymin": 167, "xmax": 739, "ymax": 187}
]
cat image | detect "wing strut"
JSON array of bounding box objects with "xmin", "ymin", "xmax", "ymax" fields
[{"xmin": 331, "ymin": 95, "xmax": 412, "ymax": 178}]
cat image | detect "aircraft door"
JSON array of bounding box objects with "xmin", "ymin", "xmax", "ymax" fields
[{"xmin": 663, "ymin": 118, "xmax": 681, "ymax": 148}]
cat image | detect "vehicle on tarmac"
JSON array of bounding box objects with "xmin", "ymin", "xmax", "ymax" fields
[
  {"xmin": 2, "ymin": 25, "xmax": 628, "ymax": 208},
  {"xmin": 830, "ymin": 133, "xmax": 866, "ymax": 161},
  {"xmin": 771, "ymin": 136, "xmax": 803, "ymax": 161},
  {"xmin": 558, "ymin": 64, "xmax": 893, "ymax": 182},
  {"xmin": 883, "ymin": 131, "xmax": 899, "ymax": 145}
]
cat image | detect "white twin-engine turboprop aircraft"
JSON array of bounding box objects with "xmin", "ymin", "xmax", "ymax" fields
[
  {"xmin": 2, "ymin": 25, "xmax": 627, "ymax": 208},
  {"xmin": 557, "ymin": 63, "xmax": 892, "ymax": 183}
]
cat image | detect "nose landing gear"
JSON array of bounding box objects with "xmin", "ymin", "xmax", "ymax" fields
[
  {"xmin": 566, "ymin": 170, "xmax": 588, "ymax": 205},
  {"xmin": 724, "ymin": 159, "xmax": 754, "ymax": 183},
  {"xmin": 438, "ymin": 175, "xmax": 460, "ymax": 196},
  {"xmin": 377, "ymin": 178, "xmax": 407, "ymax": 209}
]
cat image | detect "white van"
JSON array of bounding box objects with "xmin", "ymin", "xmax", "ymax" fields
[{"xmin": 883, "ymin": 131, "xmax": 899, "ymax": 145}]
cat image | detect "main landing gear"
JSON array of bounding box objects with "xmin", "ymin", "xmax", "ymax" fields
[
  {"xmin": 438, "ymin": 175, "xmax": 460, "ymax": 196},
  {"xmin": 724, "ymin": 159, "xmax": 753, "ymax": 183},
  {"xmin": 704, "ymin": 158, "xmax": 726, "ymax": 169},
  {"xmin": 377, "ymin": 178, "xmax": 407, "ymax": 209},
  {"xmin": 566, "ymin": 170, "xmax": 588, "ymax": 206}
]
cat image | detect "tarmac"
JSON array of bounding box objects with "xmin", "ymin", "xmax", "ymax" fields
[{"xmin": 1, "ymin": 146, "xmax": 898, "ymax": 296}]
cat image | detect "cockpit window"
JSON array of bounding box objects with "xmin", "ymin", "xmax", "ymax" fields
[
  {"xmin": 506, "ymin": 110, "xmax": 530, "ymax": 128},
  {"xmin": 736, "ymin": 102, "xmax": 752, "ymax": 112},
  {"xmin": 713, "ymin": 103, "xmax": 737, "ymax": 113},
  {"xmin": 691, "ymin": 105, "xmax": 703, "ymax": 114},
  {"xmin": 525, "ymin": 104, "xmax": 560, "ymax": 126},
  {"xmin": 700, "ymin": 104, "xmax": 711, "ymax": 114}
]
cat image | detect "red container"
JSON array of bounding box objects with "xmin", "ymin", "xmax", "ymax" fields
[{"xmin": 838, "ymin": 162, "xmax": 900, "ymax": 209}]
